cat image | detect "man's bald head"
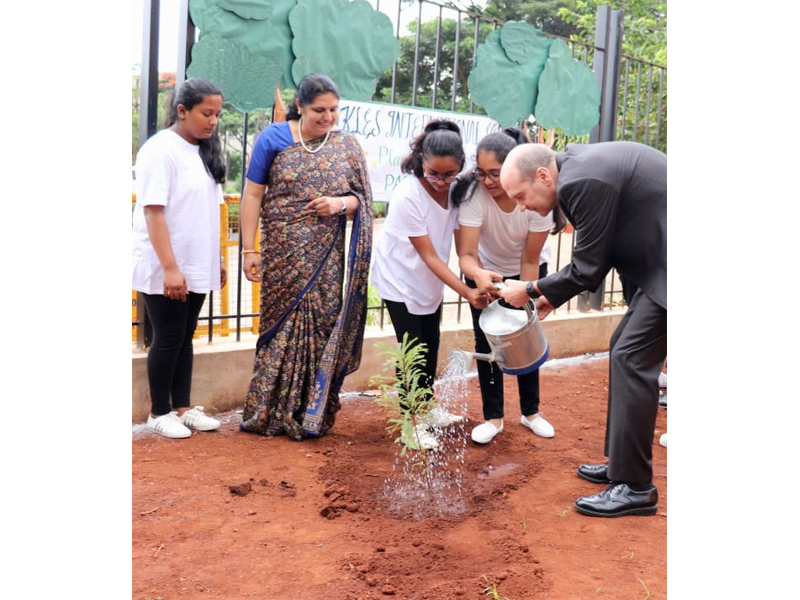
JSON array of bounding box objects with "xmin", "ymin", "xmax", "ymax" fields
[
  {"xmin": 500, "ymin": 143, "xmax": 559, "ymax": 216},
  {"xmin": 502, "ymin": 144, "xmax": 557, "ymax": 181}
]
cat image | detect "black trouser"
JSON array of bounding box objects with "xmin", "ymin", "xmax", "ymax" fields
[
  {"xmin": 143, "ymin": 292, "xmax": 206, "ymax": 416},
  {"xmin": 604, "ymin": 287, "xmax": 667, "ymax": 485},
  {"xmin": 465, "ymin": 265, "xmax": 548, "ymax": 421},
  {"xmin": 382, "ymin": 299, "xmax": 442, "ymax": 409}
]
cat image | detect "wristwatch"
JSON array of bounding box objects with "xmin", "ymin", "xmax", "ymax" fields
[
  {"xmin": 525, "ymin": 281, "xmax": 541, "ymax": 299},
  {"xmin": 338, "ymin": 198, "xmax": 347, "ymax": 215}
]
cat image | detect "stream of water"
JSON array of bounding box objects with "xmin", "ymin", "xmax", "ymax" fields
[{"xmin": 380, "ymin": 351, "xmax": 472, "ymax": 519}]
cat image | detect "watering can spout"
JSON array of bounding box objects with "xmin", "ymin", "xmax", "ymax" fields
[{"xmin": 450, "ymin": 349, "xmax": 497, "ymax": 364}]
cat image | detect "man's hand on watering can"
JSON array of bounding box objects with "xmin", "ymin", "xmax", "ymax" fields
[
  {"xmin": 497, "ymin": 279, "xmax": 529, "ymax": 307},
  {"xmin": 501, "ymin": 280, "xmax": 557, "ymax": 320}
]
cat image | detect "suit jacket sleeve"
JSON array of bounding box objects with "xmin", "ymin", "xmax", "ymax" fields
[{"xmin": 537, "ymin": 178, "xmax": 618, "ymax": 308}]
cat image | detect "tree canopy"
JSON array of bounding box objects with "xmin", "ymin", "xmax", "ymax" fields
[{"xmin": 557, "ymin": 0, "xmax": 666, "ymax": 64}]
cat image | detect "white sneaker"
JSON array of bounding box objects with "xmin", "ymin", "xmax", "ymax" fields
[
  {"xmin": 147, "ymin": 412, "xmax": 191, "ymax": 439},
  {"xmin": 180, "ymin": 406, "xmax": 221, "ymax": 431},
  {"xmin": 471, "ymin": 420, "xmax": 503, "ymax": 444},
  {"xmin": 421, "ymin": 406, "xmax": 465, "ymax": 428},
  {"xmin": 659, "ymin": 433, "xmax": 667, "ymax": 447},
  {"xmin": 658, "ymin": 371, "xmax": 667, "ymax": 388},
  {"xmin": 520, "ymin": 414, "xmax": 555, "ymax": 438},
  {"xmin": 401, "ymin": 423, "xmax": 439, "ymax": 451}
]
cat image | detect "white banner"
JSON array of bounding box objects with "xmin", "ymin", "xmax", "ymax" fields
[{"xmin": 336, "ymin": 99, "xmax": 501, "ymax": 203}]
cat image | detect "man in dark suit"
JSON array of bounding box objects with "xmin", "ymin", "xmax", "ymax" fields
[{"xmin": 498, "ymin": 141, "xmax": 667, "ymax": 518}]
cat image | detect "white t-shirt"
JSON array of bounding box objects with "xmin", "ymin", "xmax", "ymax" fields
[
  {"xmin": 458, "ymin": 184, "xmax": 552, "ymax": 275},
  {"xmin": 371, "ymin": 177, "xmax": 460, "ymax": 315},
  {"xmin": 132, "ymin": 129, "xmax": 224, "ymax": 295}
]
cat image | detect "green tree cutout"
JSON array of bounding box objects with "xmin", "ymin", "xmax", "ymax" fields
[
  {"xmin": 468, "ymin": 20, "xmax": 600, "ymax": 133},
  {"xmin": 186, "ymin": 0, "xmax": 399, "ymax": 110},
  {"xmin": 369, "ymin": 333, "xmax": 437, "ymax": 469}
]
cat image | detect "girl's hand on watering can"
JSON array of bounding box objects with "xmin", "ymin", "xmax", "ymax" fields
[
  {"xmin": 497, "ymin": 279, "xmax": 529, "ymax": 308},
  {"xmin": 466, "ymin": 287, "xmax": 490, "ymax": 310},
  {"xmin": 535, "ymin": 296, "xmax": 555, "ymax": 320},
  {"xmin": 475, "ymin": 269, "xmax": 503, "ymax": 297}
]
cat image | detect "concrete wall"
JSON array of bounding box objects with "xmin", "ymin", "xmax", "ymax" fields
[{"xmin": 131, "ymin": 309, "xmax": 624, "ymax": 423}]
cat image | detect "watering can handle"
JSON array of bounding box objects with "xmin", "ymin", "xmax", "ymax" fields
[{"xmin": 493, "ymin": 281, "xmax": 536, "ymax": 319}]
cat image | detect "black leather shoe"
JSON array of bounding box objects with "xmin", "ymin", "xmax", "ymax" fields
[
  {"xmin": 574, "ymin": 483, "xmax": 659, "ymax": 517},
  {"xmin": 577, "ymin": 462, "xmax": 611, "ymax": 484}
]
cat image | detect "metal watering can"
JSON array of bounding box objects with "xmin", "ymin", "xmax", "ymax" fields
[{"xmin": 452, "ymin": 283, "xmax": 549, "ymax": 375}]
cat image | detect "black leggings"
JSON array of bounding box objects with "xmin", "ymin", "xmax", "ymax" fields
[
  {"xmin": 143, "ymin": 292, "xmax": 206, "ymax": 416},
  {"xmin": 382, "ymin": 299, "xmax": 442, "ymax": 408}
]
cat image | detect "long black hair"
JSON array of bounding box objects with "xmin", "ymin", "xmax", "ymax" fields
[
  {"xmin": 285, "ymin": 73, "xmax": 340, "ymax": 120},
  {"xmin": 450, "ymin": 127, "xmax": 566, "ymax": 233},
  {"xmin": 165, "ymin": 78, "xmax": 226, "ymax": 184}
]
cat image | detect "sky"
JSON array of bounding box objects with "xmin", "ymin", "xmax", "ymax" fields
[{"xmin": 132, "ymin": 0, "xmax": 182, "ymax": 73}]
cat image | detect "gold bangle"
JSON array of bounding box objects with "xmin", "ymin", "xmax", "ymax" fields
[{"xmin": 241, "ymin": 250, "xmax": 259, "ymax": 255}]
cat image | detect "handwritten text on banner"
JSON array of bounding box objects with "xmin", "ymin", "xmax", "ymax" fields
[{"xmin": 336, "ymin": 100, "xmax": 501, "ymax": 203}]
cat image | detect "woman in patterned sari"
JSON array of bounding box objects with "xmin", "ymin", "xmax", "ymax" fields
[{"xmin": 239, "ymin": 73, "xmax": 373, "ymax": 439}]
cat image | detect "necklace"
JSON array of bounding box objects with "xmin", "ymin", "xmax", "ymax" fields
[{"xmin": 298, "ymin": 116, "xmax": 330, "ymax": 154}]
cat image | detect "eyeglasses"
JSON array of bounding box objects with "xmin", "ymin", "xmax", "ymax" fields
[
  {"xmin": 423, "ymin": 167, "xmax": 458, "ymax": 185},
  {"xmin": 473, "ymin": 169, "xmax": 502, "ymax": 182}
]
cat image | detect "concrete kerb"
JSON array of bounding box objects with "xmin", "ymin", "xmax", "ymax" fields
[{"xmin": 131, "ymin": 308, "xmax": 624, "ymax": 423}]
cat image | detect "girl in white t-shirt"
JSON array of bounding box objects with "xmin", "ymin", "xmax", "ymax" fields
[
  {"xmin": 371, "ymin": 120, "xmax": 488, "ymax": 450},
  {"xmin": 132, "ymin": 78, "xmax": 228, "ymax": 439},
  {"xmin": 453, "ymin": 128, "xmax": 565, "ymax": 445}
]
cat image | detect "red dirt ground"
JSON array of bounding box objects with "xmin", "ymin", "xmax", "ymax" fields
[{"xmin": 132, "ymin": 354, "xmax": 667, "ymax": 600}]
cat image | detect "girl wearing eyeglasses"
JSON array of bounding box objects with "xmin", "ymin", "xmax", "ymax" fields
[
  {"xmin": 371, "ymin": 119, "xmax": 487, "ymax": 450},
  {"xmin": 452, "ymin": 127, "xmax": 564, "ymax": 445}
]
